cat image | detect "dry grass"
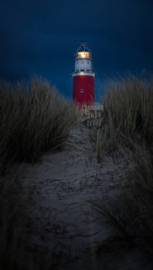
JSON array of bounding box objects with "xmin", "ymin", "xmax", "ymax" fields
[
  {"xmin": 96, "ymin": 75, "xmax": 153, "ymax": 161},
  {"xmin": 0, "ymin": 76, "xmax": 79, "ymax": 269},
  {"xmin": 90, "ymin": 75, "xmax": 153, "ymax": 254},
  {"xmin": 0, "ymin": 76, "xmax": 78, "ymax": 174},
  {"xmin": 1, "ymin": 74, "xmax": 153, "ymax": 269}
]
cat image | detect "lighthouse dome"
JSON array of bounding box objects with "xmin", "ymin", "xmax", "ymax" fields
[
  {"xmin": 76, "ymin": 45, "xmax": 90, "ymax": 53},
  {"xmin": 76, "ymin": 43, "xmax": 92, "ymax": 59}
]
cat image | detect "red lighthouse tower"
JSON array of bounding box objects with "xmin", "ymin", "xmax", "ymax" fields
[{"xmin": 72, "ymin": 41, "xmax": 95, "ymax": 108}]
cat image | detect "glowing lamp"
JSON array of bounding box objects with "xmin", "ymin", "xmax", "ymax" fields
[{"xmin": 77, "ymin": 52, "xmax": 89, "ymax": 58}]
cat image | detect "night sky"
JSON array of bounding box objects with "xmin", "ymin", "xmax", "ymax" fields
[{"xmin": 0, "ymin": 0, "xmax": 153, "ymax": 101}]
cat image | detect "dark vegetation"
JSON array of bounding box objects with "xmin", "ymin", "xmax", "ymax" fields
[
  {"xmin": 0, "ymin": 75, "xmax": 153, "ymax": 269},
  {"xmin": 0, "ymin": 76, "xmax": 78, "ymax": 174},
  {"xmin": 90, "ymin": 75, "xmax": 153, "ymax": 255}
]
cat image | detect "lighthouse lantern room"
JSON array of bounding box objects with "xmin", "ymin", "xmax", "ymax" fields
[{"xmin": 72, "ymin": 41, "xmax": 95, "ymax": 107}]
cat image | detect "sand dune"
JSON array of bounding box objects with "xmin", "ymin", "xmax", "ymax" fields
[{"xmin": 1, "ymin": 123, "xmax": 152, "ymax": 270}]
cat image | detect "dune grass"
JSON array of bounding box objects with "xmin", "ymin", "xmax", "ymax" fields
[
  {"xmin": 0, "ymin": 76, "xmax": 78, "ymax": 174},
  {"xmin": 0, "ymin": 76, "xmax": 79, "ymax": 269},
  {"xmin": 96, "ymin": 75, "xmax": 153, "ymax": 161},
  {"xmin": 90, "ymin": 75, "xmax": 153, "ymax": 254},
  {"xmin": 1, "ymin": 74, "xmax": 153, "ymax": 268}
]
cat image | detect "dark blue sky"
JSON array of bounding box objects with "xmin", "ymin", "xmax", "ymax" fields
[{"xmin": 0, "ymin": 0, "xmax": 153, "ymax": 100}]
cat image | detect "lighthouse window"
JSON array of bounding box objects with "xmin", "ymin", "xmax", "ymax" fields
[
  {"xmin": 80, "ymin": 89, "xmax": 84, "ymax": 93},
  {"xmin": 82, "ymin": 61, "xmax": 83, "ymax": 63},
  {"xmin": 87, "ymin": 61, "xmax": 89, "ymax": 64}
]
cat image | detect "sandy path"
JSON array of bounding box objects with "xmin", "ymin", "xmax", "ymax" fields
[{"xmin": 2, "ymin": 123, "xmax": 153, "ymax": 270}]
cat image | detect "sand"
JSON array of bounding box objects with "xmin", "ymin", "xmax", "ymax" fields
[{"xmin": 1, "ymin": 123, "xmax": 153, "ymax": 270}]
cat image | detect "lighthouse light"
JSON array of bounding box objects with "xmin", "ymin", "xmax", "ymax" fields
[{"xmin": 77, "ymin": 52, "xmax": 89, "ymax": 58}]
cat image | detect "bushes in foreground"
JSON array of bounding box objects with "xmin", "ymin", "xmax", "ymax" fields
[
  {"xmin": 1, "ymin": 74, "xmax": 153, "ymax": 268},
  {"xmin": 96, "ymin": 75, "xmax": 153, "ymax": 161},
  {"xmin": 0, "ymin": 76, "xmax": 79, "ymax": 269},
  {"xmin": 0, "ymin": 76, "xmax": 78, "ymax": 174},
  {"xmin": 91, "ymin": 75, "xmax": 153, "ymax": 254}
]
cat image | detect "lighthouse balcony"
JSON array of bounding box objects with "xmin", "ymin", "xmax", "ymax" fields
[
  {"xmin": 73, "ymin": 68, "xmax": 94, "ymax": 73},
  {"xmin": 72, "ymin": 70, "xmax": 95, "ymax": 77}
]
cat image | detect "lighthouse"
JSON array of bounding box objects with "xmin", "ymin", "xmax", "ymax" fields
[{"xmin": 72, "ymin": 41, "xmax": 95, "ymax": 108}]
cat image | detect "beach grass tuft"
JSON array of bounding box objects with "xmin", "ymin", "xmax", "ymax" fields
[
  {"xmin": 0, "ymin": 76, "xmax": 78, "ymax": 174},
  {"xmin": 90, "ymin": 75, "xmax": 153, "ymax": 253}
]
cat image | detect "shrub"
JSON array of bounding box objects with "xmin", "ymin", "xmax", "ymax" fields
[
  {"xmin": 96, "ymin": 75, "xmax": 153, "ymax": 161},
  {"xmin": 89, "ymin": 75, "xmax": 153, "ymax": 255},
  {"xmin": 0, "ymin": 76, "xmax": 78, "ymax": 174}
]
